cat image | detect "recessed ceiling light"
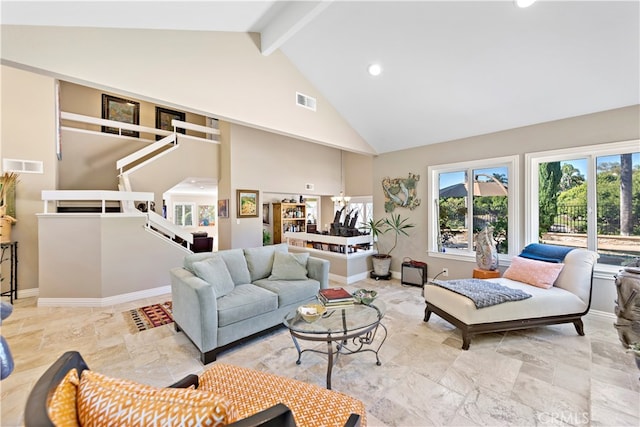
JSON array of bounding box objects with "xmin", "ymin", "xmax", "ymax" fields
[
  {"xmin": 368, "ymin": 63, "xmax": 382, "ymax": 76},
  {"xmin": 515, "ymin": 0, "xmax": 537, "ymax": 8}
]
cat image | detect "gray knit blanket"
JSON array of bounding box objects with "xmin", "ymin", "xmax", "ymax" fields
[{"xmin": 430, "ymin": 279, "xmax": 532, "ymax": 309}]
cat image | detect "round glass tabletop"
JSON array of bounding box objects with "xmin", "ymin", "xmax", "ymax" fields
[{"xmin": 284, "ymin": 300, "xmax": 386, "ymax": 335}]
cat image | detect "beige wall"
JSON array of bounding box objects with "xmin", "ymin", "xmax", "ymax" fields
[
  {"xmin": 372, "ymin": 105, "xmax": 640, "ymax": 312},
  {"xmin": 1, "ymin": 65, "xmax": 58, "ymax": 291},
  {"xmin": 38, "ymin": 214, "xmax": 187, "ymax": 299},
  {"xmin": 2, "ymin": 26, "xmax": 375, "ymax": 155},
  {"xmin": 227, "ymin": 122, "xmax": 348, "ymax": 249}
]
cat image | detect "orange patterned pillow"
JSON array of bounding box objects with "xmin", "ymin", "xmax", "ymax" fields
[
  {"xmin": 503, "ymin": 256, "xmax": 564, "ymax": 289},
  {"xmin": 77, "ymin": 370, "xmax": 238, "ymax": 427},
  {"xmin": 47, "ymin": 368, "xmax": 80, "ymax": 427}
]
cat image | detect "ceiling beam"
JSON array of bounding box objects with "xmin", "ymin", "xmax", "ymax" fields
[{"xmin": 259, "ymin": 1, "xmax": 333, "ymax": 56}]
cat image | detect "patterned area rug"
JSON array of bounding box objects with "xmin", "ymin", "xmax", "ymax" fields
[{"xmin": 123, "ymin": 301, "xmax": 173, "ymax": 333}]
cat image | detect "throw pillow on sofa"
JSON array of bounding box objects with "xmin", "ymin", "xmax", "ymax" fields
[
  {"xmin": 77, "ymin": 370, "xmax": 238, "ymax": 427},
  {"xmin": 269, "ymin": 251, "xmax": 309, "ymax": 280},
  {"xmin": 244, "ymin": 244, "xmax": 288, "ymax": 281},
  {"xmin": 192, "ymin": 257, "xmax": 235, "ymax": 297}
]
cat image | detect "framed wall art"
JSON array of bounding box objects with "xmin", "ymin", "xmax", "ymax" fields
[
  {"xmin": 218, "ymin": 199, "xmax": 229, "ymax": 218},
  {"xmin": 237, "ymin": 189, "xmax": 259, "ymax": 218},
  {"xmin": 101, "ymin": 94, "xmax": 140, "ymax": 137},
  {"xmin": 198, "ymin": 205, "xmax": 216, "ymax": 226},
  {"xmin": 262, "ymin": 203, "xmax": 270, "ymax": 224},
  {"xmin": 155, "ymin": 106, "xmax": 186, "ymax": 140}
]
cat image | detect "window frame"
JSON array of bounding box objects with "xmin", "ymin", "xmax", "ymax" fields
[
  {"xmin": 173, "ymin": 202, "xmax": 195, "ymax": 227},
  {"xmin": 525, "ymin": 139, "xmax": 639, "ymax": 274},
  {"xmin": 428, "ymin": 155, "xmax": 519, "ymax": 262}
]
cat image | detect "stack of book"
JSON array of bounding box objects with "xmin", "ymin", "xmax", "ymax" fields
[{"xmin": 318, "ymin": 287, "xmax": 355, "ymax": 307}]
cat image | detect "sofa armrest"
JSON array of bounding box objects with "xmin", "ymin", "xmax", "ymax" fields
[
  {"xmin": 24, "ymin": 351, "xmax": 90, "ymax": 427},
  {"xmin": 168, "ymin": 374, "xmax": 199, "ymax": 389},
  {"xmin": 307, "ymin": 256, "xmax": 330, "ymax": 289},
  {"xmin": 170, "ymin": 267, "xmax": 220, "ymax": 354}
]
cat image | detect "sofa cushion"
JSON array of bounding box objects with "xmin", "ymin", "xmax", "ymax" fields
[
  {"xmin": 253, "ymin": 278, "xmax": 320, "ymax": 307},
  {"xmin": 268, "ymin": 251, "xmax": 309, "ymax": 280},
  {"xmin": 503, "ymin": 256, "xmax": 564, "ymax": 289},
  {"xmin": 217, "ymin": 284, "xmax": 279, "ymax": 327},
  {"xmin": 191, "ymin": 257, "xmax": 235, "ymax": 297},
  {"xmin": 77, "ymin": 370, "xmax": 238, "ymax": 427},
  {"xmin": 244, "ymin": 244, "xmax": 288, "ymax": 282},
  {"xmin": 218, "ymin": 249, "xmax": 252, "ymax": 285},
  {"xmin": 199, "ymin": 364, "xmax": 366, "ymax": 427},
  {"xmin": 48, "ymin": 368, "xmax": 80, "ymax": 427},
  {"xmin": 183, "ymin": 252, "xmax": 217, "ymax": 274}
]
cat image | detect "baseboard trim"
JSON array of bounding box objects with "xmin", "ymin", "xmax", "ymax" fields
[
  {"xmin": 588, "ymin": 309, "xmax": 615, "ymax": 320},
  {"xmin": 11, "ymin": 287, "xmax": 40, "ymax": 299},
  {"xmin": 328, "ymin": 271, "xmax": 371, "ymax": 285},
  {"xmin": 37, "ymin": 285, "xmax": 171, "ymax": 307}
]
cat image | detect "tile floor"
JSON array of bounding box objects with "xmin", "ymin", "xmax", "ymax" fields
[{"xmin": 1, "ymin": 278, "xmax": 638, "ymax": 426}]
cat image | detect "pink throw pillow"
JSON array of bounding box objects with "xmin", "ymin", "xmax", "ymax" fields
[{"xmin": 503, "ymin": 256, "xmax": 564, "ymax": 289}]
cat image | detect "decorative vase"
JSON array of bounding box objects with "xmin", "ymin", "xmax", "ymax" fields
[{"xmin": 476, "ymin": 225, "xmax": 498, "ymax": 271}]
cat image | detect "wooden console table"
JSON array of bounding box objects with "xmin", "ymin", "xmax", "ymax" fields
[{"xmin": 472, "ymin": 268, "xmax": 500, "ymax": 279}]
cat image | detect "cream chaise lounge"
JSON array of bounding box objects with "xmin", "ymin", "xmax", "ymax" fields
[{"xmin": 423, "ymin": 244, "xmax": 599, "ymax": 349}]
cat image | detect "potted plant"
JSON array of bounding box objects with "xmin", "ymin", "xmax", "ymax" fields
[
  {"xmin": 361, "ymin": 213, "xmax": 415, "ymax": 276},
  {"xmin": 0, "ymin": 172, "xmax": 18, "ymax": 243}
]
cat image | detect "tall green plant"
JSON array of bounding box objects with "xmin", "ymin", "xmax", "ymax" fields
[
  {"xmin": 538, "ymin": 162, "xmax": 561, "ymax": 235},
  {"xmin": 361, "ymin": 213, "xmax": 415, "ymax": 256}
]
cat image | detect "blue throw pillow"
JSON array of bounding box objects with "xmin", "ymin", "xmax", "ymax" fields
[{"xmin": 519, "ymin": 243, "xmax": 574, "ymax": 263}]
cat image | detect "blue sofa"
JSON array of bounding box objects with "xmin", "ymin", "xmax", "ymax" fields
[{"xmin": 170, "ymin": 243, "xmax": 329, "ymax": 364}]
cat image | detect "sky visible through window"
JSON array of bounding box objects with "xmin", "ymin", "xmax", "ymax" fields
[{"xmin": 438, "ymin": 154, "xmax": 640, "ymax": 190}]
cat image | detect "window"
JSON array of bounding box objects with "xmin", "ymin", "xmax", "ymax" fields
[
  {"xmin": 526, "ymin": 140, "xmax": 639, "ymax": 268},
  {"xmin": 345, "ymin": 197, "xmax": 373, "ymax": 231},
  {"xmin": 428, "ymin": 156, "xmax": 518, "ymax": 258},
  {"xmin": 174, "ymin": 203, "xmax": 194, "ymax": 227}
]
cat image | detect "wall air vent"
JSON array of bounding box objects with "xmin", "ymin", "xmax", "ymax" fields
[
  {"xmin": 296, "ymin": 92, "xmax": 317, "ymax": 111},
  {"xmin": 2, "ymin": 158, "xmax": 44, "ymax": 174}
]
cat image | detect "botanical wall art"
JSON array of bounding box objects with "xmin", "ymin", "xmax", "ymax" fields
[{"xmin": 382, "ymin": 173, "xmax": 421, "ymax": 212}]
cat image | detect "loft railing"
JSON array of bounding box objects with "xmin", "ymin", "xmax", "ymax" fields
[
  {"xmin": 60, "ymin": 112, "xmax": 173, "ymax": 140},
  {"xmin": 41, "ymin": 190, "xmax": 194, "ymax": 247}
]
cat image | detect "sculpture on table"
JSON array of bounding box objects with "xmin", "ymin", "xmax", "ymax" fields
[
  {"xmin": 475, "ymin": 225, "xmax": 498, "ymax": 271},
  {"xmin": 330, "ymin": 208, "xmax": 361, "ymax": 237}
]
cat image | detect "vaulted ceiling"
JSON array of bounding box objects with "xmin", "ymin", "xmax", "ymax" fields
[{"xmin": 2, "ymin": 1, "xmax": 638, "ymax": 154}]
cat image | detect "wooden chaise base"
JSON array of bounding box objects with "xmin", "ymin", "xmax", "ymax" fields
[{"xmin": 424, "ymin": 302, "xmax": 585, "ymax": 350}]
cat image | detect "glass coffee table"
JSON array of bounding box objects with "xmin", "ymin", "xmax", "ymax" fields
[{"xmin": 283, "ymin": 300, "xmax": 387, "ymax": 389}]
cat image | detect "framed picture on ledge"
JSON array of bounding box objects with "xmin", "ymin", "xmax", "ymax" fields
[
  {"xmin": 155, "ymin": 107, "xmax": 186, "ymax": 140},
  {"xmin": 237, "ymin": 189, "xmax": 259, "ymax": 218},
  {"xmin": 101, "ymin": 94, "xmax": 140, "ymax": 137}
]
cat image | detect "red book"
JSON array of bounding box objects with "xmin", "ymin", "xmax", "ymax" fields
[{"xmin": 319, "ymin": 287, "xmax": 353, "ymax": 302}]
